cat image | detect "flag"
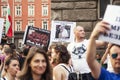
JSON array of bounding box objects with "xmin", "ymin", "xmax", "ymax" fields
[{"xmin": 5, "ymin": 4, "xmax": 13, "ymax": 37}]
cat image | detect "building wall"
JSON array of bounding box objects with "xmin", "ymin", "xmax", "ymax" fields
[
  {"xmin": 0, "ymin": 0, "xmax": 120, "ymax": 49},
  {"xmin": 0, "ymin": 0, "xmax": 51, "ymax": 48},
  {"xmin": 0, "ymin": 0, "xmax": 51, "ymax": 31},
  {"xmin": 51, "ymin": 0, "xmax": 120, "ymax": 54}
]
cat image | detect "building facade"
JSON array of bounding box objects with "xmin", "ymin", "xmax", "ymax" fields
[
  {"xmin": 0, "ymin": 0, "xmax": 51, "ymax": 47},
  {"xmin": 0, "ymin": 0, "xmax": 120, "ymax": 49},
  {"xmin": 51, "ymin": 0, "xmax": 120, "ymax": 54}
]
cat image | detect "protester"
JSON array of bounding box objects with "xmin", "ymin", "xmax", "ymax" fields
[
  {"xmin": 50, "ymin": 44, "xmax": 60, "ymax": 68},
  {"xmin": 0, "ymin": 47, "xmax": 17, "ymax": 78},
  {"xmin": 0, "ymin": 55, "xmax": 20, "ymax": 80},
  {"xmin": 47, "ymin": 44, "xmax": 57, "ymax": 68},
  {"xmin": 16, "ymin": 48, "xmax": 26, "ymax": 70},
  {"xmin": 2, "ymin": 43, "xmax": 10, "ymax": 53},
  {"xmin": 101, "ymin": 43, "xmax": 114, "ymax": 72},
  {"xmin": 86, "ymin": 21, "xmax": 120, "ymax": 80},
  {"xmin": 17, "ymin": 46, "xmax": 52, "ymax": 80},
  {"xmin": 67, "ymin": 25, "xmax": 105, "ymax": 80},
  {"xmin": 52, "ymin": 44, "xmax": 73, "ymax": 80}
]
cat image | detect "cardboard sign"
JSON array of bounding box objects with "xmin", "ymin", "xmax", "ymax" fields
[
  {"xmin": 23, "ymin": 26, "xmax": 50, "ymax": 49},
  {"xmin": 98, "ymin": 5, "xmax": 120, "ymax": 45},
  {"xmin": 50, "ymin": 21, "xmax": 76, "ymax": 43}
]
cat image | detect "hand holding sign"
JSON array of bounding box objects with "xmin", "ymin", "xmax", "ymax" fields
[{"xmin": 98, "ymin": 5, "xmax": 120, "ymax": 45}]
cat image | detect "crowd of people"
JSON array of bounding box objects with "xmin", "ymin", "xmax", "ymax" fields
[{"xmin": 0, "ymin": 20, "xmax": 120, "ymax": 80}]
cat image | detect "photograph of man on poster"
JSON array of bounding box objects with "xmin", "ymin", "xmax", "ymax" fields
[
  {"xmin": 55, "ymin": 25, "xmax": 70, "ymax": 39},
  {"xmin": 51, "ymin": 21, "xmax": 76, "ymax": 43}
]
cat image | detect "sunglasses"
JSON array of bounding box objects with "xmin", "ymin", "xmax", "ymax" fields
[{"xmin": 111, "ymin": 53, "xmax": 118, "ymax": 59}]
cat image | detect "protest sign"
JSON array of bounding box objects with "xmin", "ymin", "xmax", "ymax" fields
[
  {"xmin": 98, "ymin": 5, "xmax": 120, "ymax": 45},
  {"xmin": 0, "ymin": 18, "xmax": 4, "ymax": 43},
  {"xmin": 50, "ymin": 20, "xmax": 76, "ymax": 43},
  {"xmin": 23, "ymin": 26, "xmax": 50, "ymax": 49}
]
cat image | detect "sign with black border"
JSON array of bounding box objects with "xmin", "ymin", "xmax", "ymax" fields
[{"xmin": 23, "ymin": 26, "xmax": 50, "ymax": 49}]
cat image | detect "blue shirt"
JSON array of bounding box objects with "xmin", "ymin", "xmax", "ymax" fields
[{"xmin": 98, "ymin": 67, "xmax": 120, "ymax": 80}]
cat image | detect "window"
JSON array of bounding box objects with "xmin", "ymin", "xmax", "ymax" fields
[
  {"xmin": 28, "ymin": 0, "xmax": 34, "ymax": 2},
  {"xmin": 15, "ymin": 0, "xmax": 22, "ymax": 2},
  {"xmin": 98, "ymin": 0, "xmax": 113, "ymax": 19},
  {"xmin": 15, "ymin": 20, "xmax": 22, "ymax": 31},
  {"xmin": 1, "ymin": 5, "xmax": 7, "ymax": 17},
  {"xmin": 42, "ymin": 20, "xmax": 48, "ymax": 30},
  {"xmin": 28, "ymin": 20, "xmax": 34, "ymax": 26},
  {"xmin": 15, "ymin": 5, "xmax": 22, "ymax": 16},
  {"xmin": 42, "ymin": 5, "xmax": 48, "ymax": 16},
  {"xmin": 28, "ymin": 4, "xmax": 34, "ymax": 16},
  {"xmin": 1, "ymin": 0, "xmax": 7, "ymax": 2}
]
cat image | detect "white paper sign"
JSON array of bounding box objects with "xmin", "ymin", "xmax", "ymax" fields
[
  {"xmin": 98, "ymin": 5, "xmax": 120, "ymax": 45},
  {"xmin": 50, "ymin": 20, "xmax": 76, "ymax": 43},
  {"xmin": 0, "ymin": 18, "xmax": 4, "ymax": 43}
]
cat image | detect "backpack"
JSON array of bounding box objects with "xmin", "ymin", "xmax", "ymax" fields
[{"xmin": 61, "ymin": 65, "xmax": 79, "ymax": 80}]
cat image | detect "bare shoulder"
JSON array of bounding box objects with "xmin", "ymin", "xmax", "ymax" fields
[
  {"xmin": 53, "ymin": 65, "xmax": 64, "ymax": 72},
  {"xmin": 53, "ymin": 65, "xmax": 66, "ymax": 80}
]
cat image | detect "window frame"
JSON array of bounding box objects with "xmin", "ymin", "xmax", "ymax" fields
[
  {"xmin": 42, "ymin": 4, "xmax": 48, "ymax": 16},
  {"xmin": 1, "ymin": 5, "xmax": 7, "ymax": 17},
  {"xmin": 98, "ymin": 0, "xmax": 113, "ymax": 19},
  {"xmin": 28, "ymin": 20, "xmax": 34, "ymax": 26},
  {"xmin": 28, "ymin": 4, "xmax": 35, "ymax": 17},
  {"xmin": 15, "ymin": 20, "xmax": 22, "ymax": 31},
  {"xmin": 15, "ymin": 5, "xmax": 22, "ymax": 17},
  {"xmin": 42, "ymin": 20, "xmax": 48, "ymax": 30}
]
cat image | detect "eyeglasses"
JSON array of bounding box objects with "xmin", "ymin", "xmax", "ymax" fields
[{"xmin": 111, "ymin": 53, "xmax": 118, "ymax": 59}]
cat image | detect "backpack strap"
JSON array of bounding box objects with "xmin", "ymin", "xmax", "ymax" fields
[
  {"xmin": 1, "ymin": 77, "xmax": 6, "ymax": 80},
  {"xmin": 61, "ymin": 65, "xmax": 72, "ymax": 73}
]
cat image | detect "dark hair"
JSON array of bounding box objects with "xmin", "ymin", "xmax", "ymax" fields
[
  {"xmin": 23, "ymin": 48, "xmax": 29, "ymax": 56},
  {"xmin": 4, "ymin": 47, "xmax": 13, "ymax": 55},
  {"xmin": 106, "ymin": 43, "xmax": 120, "ymax": 54},
  {"xmin": 18, "ymin": 46, "xmax": 52, "ymax": 80},
  {"xmin": 8, "ymin": 43, "xmax": 16, "ymax": 49},
  {"xmin": 4, "ymin": 55, "xmax": 19, "ymax": 72},
  {"xmin": 54, "ymin": 45, "xmax": 70, "ymax": 64}
]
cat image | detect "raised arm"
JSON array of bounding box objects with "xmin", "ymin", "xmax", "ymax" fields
[
  {"xmin": 100, "ymin": 46, "xmax": 109, "ymax": 64},
  {"xmin": 100, "ymin": 43, "xmax": 112, "ymax": 64},
  {"xmin": 86, "ymin": 21, "xmax": 110, "ymax": 79}
]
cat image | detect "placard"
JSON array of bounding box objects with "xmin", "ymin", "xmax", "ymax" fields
[
  {"xmin": 50, "ymin": 21, "xmax": 76, "ymax": 43},
  {"xmin": 98, "ymin": 5, "xmax": 120, "ymax": 45},
  {"xmin": 23, "ymin": 26, "xmax": 50, "ymax": 49}
]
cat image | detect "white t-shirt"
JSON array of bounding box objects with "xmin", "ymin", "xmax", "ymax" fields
[{"xmin": 67, "ymin": 39, "xmax": 91, "ymax": 74}]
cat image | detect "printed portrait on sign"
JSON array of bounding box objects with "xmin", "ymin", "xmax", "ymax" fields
[
  {"xmin": 51, "ymin": 21, "xmax": 76, "ymax": 43},
  {"xmin": 55, "ymin": 25, "xmax": 70, "ymax": 39}
]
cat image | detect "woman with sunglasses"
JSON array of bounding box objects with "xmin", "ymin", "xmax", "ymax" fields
[{"xmin": 86, "ymin": 21, "xmax": 120, "ymax": 80}]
